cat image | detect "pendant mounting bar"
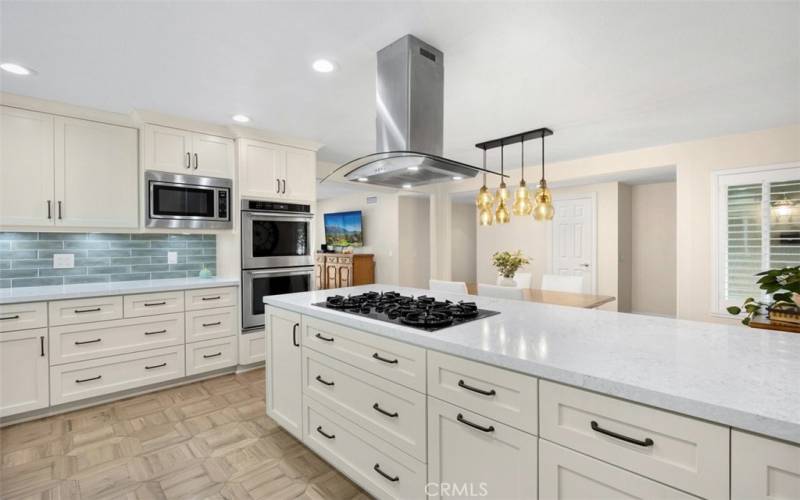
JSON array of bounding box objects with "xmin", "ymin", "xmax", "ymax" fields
[{"xmin": 475, "ymin": 127, "xmax": 553, "ymax": 151}]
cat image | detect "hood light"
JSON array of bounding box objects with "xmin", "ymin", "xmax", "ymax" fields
[
  {"xmin": 232, "ymin": 114, "xmax": 250, "ymax": 123},
  {"xmin": 357, "ymin": 177, "xmax": 369, "ymax": 182},
  {"xmin": 402, "ymin": 183, "xmax": 412, "ymax": 189},
  {"xmin": 407, "ymin": 166, "xmax": 419, "ymax": 171},
  {"xmin": 1, "ymin": 62, "xmax": 33, "ymax": 75}
]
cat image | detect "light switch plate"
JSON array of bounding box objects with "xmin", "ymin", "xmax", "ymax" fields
[
  {"xmin": 167, "ymin": 251, "xmax": 178, "ymax": 264},
  {"xmin": 53, "ymin": 253, "xmax": 75, "ymax": 269}
]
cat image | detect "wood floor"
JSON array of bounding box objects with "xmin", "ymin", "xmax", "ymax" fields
[{"xmin": 0, "ymin": 369, "xmax": 370, "ymax": 500}]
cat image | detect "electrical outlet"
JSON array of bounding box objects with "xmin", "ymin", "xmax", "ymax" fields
[
  {"xmin": 167, "ymin": 251, "xmax": 178, "ymax": 264},
  {"xmin": 53, "ymin": 253, "xmax": 75, "ymax": 269}
]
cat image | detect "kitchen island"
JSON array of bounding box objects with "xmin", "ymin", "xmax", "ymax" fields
[{"xmin": 264, "ymin": 284, "xmax": 800, "ymax": 500}]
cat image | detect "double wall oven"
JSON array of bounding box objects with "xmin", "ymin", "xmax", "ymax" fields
[{"xmin": 241, "ymin": 199, "xmax": 314, "ymax": 330}]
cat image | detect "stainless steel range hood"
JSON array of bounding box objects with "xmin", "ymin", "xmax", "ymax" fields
[{"xmin": 338, "ymin": 35, "xmax": 487, "ymax": 189}]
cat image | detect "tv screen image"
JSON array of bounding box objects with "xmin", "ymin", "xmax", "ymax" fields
[{"xmin": 324, "ymin": 211, "xmax": 363, "ymax": 247}]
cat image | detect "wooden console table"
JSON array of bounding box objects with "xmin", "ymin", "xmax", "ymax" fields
[{"xmin": 315, "ymin": 253, "xmax": 375, "ymax": 289}]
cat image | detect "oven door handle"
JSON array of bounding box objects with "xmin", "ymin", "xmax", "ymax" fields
[
  {"xmin": 244, "ymin": 267, "xmax": 314, "ymax": 278},
  {"xmin": 242, "ymin": 211, "xmax": 314, "ymax": 222}
]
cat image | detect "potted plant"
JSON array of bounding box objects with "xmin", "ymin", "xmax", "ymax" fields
[
  {"xmin": 727, "ymin": 265, "xmax": 800, "ymax": 325},
  {"xmin": 491, "ymin": 250, "xmax": 531, "ymax": 286}
]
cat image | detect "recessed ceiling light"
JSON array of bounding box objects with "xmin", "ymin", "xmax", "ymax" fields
[
  {"xmin": 357, "ymin": 177, "xmax": 369, "ymax": 182},
  {"xmin": 312, "ymin": 59, "xmax": 336, "ymax": 73},
  {"xmin": 452, "ymin": 176, "xmax": 463, "ymax": 180},
  {"xmin": 402, "ymin": 183, "xmax": 412, "ymax": 189},
  {"xmin": 232, "ymin": 114, "xmax": 250, "ymax": 123},
  {"xmin": 1, "ymin": 62, "xmax": 33, "ymax": 75},
  {"xmin": 407, "ymin": 166, "xmax": 419, "ymax": 171}
]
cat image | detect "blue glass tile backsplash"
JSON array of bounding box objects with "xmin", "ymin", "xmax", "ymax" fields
[{"xmin": 0, "ymin": 233, "xmax": 216, "ymax": 288}]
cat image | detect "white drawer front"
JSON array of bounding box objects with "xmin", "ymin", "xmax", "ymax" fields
[
  {"xmin": 49, "ymin": 296, "xmax": 123, "ymax": 326},
  {"xmin": 124, "ymin": 290, "xmax": 184, "ymax": 318},
  {"xmin": 0, "ymin": 302, "xmax": 47, "ymax": 332},
  {"xmin": 185, "ymin": 286, "xmax": 236, "ymax": 311},
  {"xmin": 185, "ymin": 336, "xmax": 237, "ymax": 375},
  {"xmin": 539, "ymin": 440, "xmax": 695, "ymax": 500},
  {"xmin": 540, "ymin": 380, "xmax": 729, "ymax": 499},
  {"xmin": 50, "ymin": 313, "xmax": 184, "ymax": 365},
  {"xmin": 185, "ymin": 306, "xmax": 236, "ymax": 343},
  {"xmin": 239, "ymin": 331, "xmax": 265, "ymax": 365},
  {"xmin": 303, "ymin": 395, "xmax": 427, "ymax": 500},
  {"xmin": 303, "ymin": 348, "xmax": 427, "ymax": 461},
  {"xmin": 50, "ymin": 345, "xmax": 184, "ymax": 405},
  {"xmin": 427, "ymin": 350, "xmax": 538, "ymax": 435},
  {"xmin": 732, "ymin": 430, "xmax": 800, "ymax": 500},
  {"xmin": 303, "ymin": 316, "xmax": 426, "ymax": 392}
]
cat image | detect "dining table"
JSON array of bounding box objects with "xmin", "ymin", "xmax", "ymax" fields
[{"xmin": 465, "ymin": 283, "xmax": 616, "ymax": 309}]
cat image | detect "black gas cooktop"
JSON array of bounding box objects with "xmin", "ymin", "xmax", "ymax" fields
[{"xmin": 312, "ymin": 290, "xmax": 499, "ymax": 331}]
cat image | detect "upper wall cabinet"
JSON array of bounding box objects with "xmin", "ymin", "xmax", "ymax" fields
[
  {"xmin": 0, "ymin": 106, "xmax": 139, "ymax": 229},
  {"xmin": 144, "ymin": 125, "xmax": 234, "ymax": 179},
  {"xmin": 239, "ymin": 139, "xmax": 315, "ymax": 202}
]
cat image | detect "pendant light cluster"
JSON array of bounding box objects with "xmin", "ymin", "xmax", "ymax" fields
[{"xmin": 475, "ymin": 128, "xmax": 554, "ymax": 226}]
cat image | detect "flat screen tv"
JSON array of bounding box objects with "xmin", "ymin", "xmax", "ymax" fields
[{"xmin": 324, "ymin": 210, "xmax": 363, "ymax": 247}]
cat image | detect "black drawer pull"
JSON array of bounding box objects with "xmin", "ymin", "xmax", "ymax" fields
[
  {"xmin": 0, "ymin": 315, "xmax": 20, "ymax": 321},
  {"xmin": 316, "ymin": 426, "xmax": 335, "ymax": 439},
  {"xmin": 315, "ymin": 333, "xmax": 334, "ymax": 342},
  {"xmin": 373, "ymin": 403, "xmax": 398, "ymax": 418},
  {"xmin": 315, "ymin": 375, "xmax": 335, "ymax": 386},
  {"xmin": 201, "ymin": 296, "xmax": 221, "ymax": 301},
  {"xmin": 74, "ymin": 338, "xmax": 101, "ymax": 345},
  {"xmin": 292, "ymin": 323, "xmax": 300, "ymax": 347},
  {"xmin": 40, "ymin": 336, "xmax": 45, "ymax": 356},
  {"xmin": 203, "ymin": 352, "xmax": 222, "ymax": 359},
  {"xmin": 74, "ymin": 307, "xmax": 101, "ymax": 314},
  {"xmin": 372, "ymin": 352, "xmax": 398, "ymax": 364},
  {"xmin": 373, "ymin": 464, "xmax": 399, "ymax": 482},
  {"xmin": 145, "ymin": 363, "xmax": 167, "ymax": 370},
  {"xmin": 145, "ymin": 329, "xmax": 167, "ymax": 335},
  {"xmin": 144, "ymin": 301, "xmax": 166, "ymax": 307},
  {"xmin": 458, "ymin": 379, "xmax": 496, "ymax": 396},
  {"xmin": 202, "ymin": 321, "xmax": 222, "ymax": 327},
  {"xmin": 590, "ymin": 420, "xmax": 654, "ymax": 447},
  {"xmin": 457, "ymin": 413, "xmax": 495, "ymax": 433},
  {"xmin": 76, "ymin": 375, "xmax": 101, "ymax": 383}
]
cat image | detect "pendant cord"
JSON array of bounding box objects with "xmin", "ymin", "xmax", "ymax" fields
[
  {"xmin": 482, "ymin": 149, "xmax": 487, "ymax": 185},
  {"xmin": 540, "ymin": 134, "xmax": 545, "ymax": 182},
  {"xmin": 500, "ymin": 144, "xmax": 504, "ymax": 179},
  {"xmin": 521, "ymin": 140, "xmax": 525, "ymax": 180}
]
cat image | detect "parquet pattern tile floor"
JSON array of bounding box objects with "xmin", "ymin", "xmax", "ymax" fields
[{"xmin": 0, "ymin": 369, "xmax": 370, "ymax": 500}]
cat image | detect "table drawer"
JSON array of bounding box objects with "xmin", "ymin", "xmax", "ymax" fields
[
  {"xmin": 185, "ymin": 306, "xmax": 236, "ymax": 343},
  {"xmin": 540, "ymin": 380, "xmax": 729, "ymax": 499},
  {"xmin": 185, "ymin": 336, "xmax": 237, "ymax": 375},
  {"xmin": 0, "ymin": 302, "xmax": 47, "ymax": 332},
  {"xmin": 124, "ymin": 290, "xmax": 184, "ymax": 318},
  {"xmin": 303, "ymin": 316, "xmax": 426, "ymax": 392},
  {"xmin": 427, "ymin": 350, "xmax": 538, "ymax": 435},
  {"xmin": 50, "ymin": 345, "xmax": 184, "ymax": 405},
  {"xmin": 50, "ymin": 313, "xmax": 184, "ymax": 365},
  {"xmin": 303, "ymin": 395, "xmax": 427, "ymax": 500},
  {"xmin": 185, "ymin": 287, "xmax": 236, "ymax": 311},
  {"xmin": 49, "ymin": 296, "xmax": 123, "ymax": 326},
  {"xmin": 303, "ymin": 347, "xmax": 427, "ymax": 461}
]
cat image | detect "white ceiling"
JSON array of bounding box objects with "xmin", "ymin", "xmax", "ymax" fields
[{"xmin": 2, "ymin": 1, "xmax": 798, "ymax": 168}]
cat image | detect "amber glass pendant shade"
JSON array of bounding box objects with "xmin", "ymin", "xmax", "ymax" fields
[
  {"xmin": 496, "ymin": 181, "xmax": 509, "ymax": 202},
  {"xmin": 495, "ymin": 198, "xmax": 510, "ymax": 224},
  {"xmin": 532, "ymin": 180, "xmax": 555, "ymax": 221},
  {"xmin": 478, "ymin": 205, "xmax": 494, "ymax": 226},
  {"xmin": 476, "ymin": 184, "xmax": 493, "ymax": 209},
  {"xmin": 513, "ymin": 180, "xmax": 532, "ymax": 216}
]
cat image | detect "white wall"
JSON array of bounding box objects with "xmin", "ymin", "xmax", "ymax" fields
[
  {"xmin": 631, "ymin": 182, "xmax": 677, "ymax": 316},
  {"xmin": 398, "ymin": 196, "xmax": 431, "ymax": 288},
  {"xmin": 450, "ymin": 201, "xmax": 477, "ymax": 283}
]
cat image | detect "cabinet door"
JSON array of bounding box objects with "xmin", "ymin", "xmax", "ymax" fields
[
  {"xmin": 325, "ymin": 263, "xmax": 338, "ymax": 289},
  {"xmin": 337, "ymin": 264, "xmax": 352, "ymax": 288},
  {"xmin": 144, "ymin": 124, "xmax": 192, "ymax": 174},
  {"xmin": 427, "ymin": 397, "xmax": 537, "ymax": 500},
  {"xmin": 239, "ymin": 139, "xmax": 283, "ymax": 199},
  {"xmin": 191, "ymin": 133, "xmax": 234, "ymax": 178},
  {"xmin": 265, "ymin": 306, "xmax": 302, "ymax": 439},
  {"xmin": 0, "ymin": 106, "xmax": 55, "ymax": 226},
  {"xmin": 283, "ymin": 147, "xmax": 316, "ymax": 202},
  {"xmin": 54, "ymin": 117, "xmax": 139, "ymax": 228},
  {"xmin": 0, "ymin": 328, "xmax": 49, "ymax": 417},
  {"xmin": 314, "ymin": 262, "xmax": 323, "ymax": 289},
  {"xmin": 732, "ymin": 430, "xmax": 800, "ymax": 499}
]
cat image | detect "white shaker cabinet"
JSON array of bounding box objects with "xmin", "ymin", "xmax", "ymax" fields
[
  {"xmin": 192, "ymin": 133, "xmax": 235, "ymax": 178},
  {"xmin": 0, "ymin": 327, "xmax": 49, "ymax": 417},
  {"xmin": 265, "ymin": 305, "xmax": 303, "ymax": 439},
  {"xmin": 144, "ymin": 125, "xmax": 233, "ymax": 178},
  {"xmin": 732, "ymin": 430, "xmax": 800, "ymax": 499},
  {"xmin": 283, "ymin": 146, "xmax": 316, "ymax": 202},
  {"xmin": 238, "ymin": 139, "xmax": 315, "ymax": 202}
]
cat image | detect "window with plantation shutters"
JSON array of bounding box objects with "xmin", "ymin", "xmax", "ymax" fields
[{"xmin": 715, "ymin": 165, "xmax": 800, "ymax": 313}]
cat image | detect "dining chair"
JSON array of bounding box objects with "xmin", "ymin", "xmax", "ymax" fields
[
  {"xmin": 429, "ymin": 279, "xmax": 469, "ymax": 294},
  {"xmin": 495, "ymin": 272, "xmax": 532, "ymax": 288},
  {"xmin": 478, "ymin": 284, "xmax": 525, "ymax": 300},
  {"xmin": 540, "ymin": 274, "xmax": 585, "ymax": 293}
]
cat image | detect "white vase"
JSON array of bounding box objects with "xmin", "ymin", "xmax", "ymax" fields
[{"xmin": 498, "ymin": 276, "xmax": 516, "ymax": 287}]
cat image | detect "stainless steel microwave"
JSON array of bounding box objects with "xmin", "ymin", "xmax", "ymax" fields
[{"xmin": 145, "ymin": 171, "xmax": 232, "ymax": 229}]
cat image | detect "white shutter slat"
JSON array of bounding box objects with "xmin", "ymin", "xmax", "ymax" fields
[{"xmin": 725, "ymin": 183, "xmax": 762, "ymax": 300}]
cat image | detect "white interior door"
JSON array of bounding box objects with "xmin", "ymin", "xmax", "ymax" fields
[{"xmin": 551, "ymin": 195, "xmax": 596, "ymax": 293}]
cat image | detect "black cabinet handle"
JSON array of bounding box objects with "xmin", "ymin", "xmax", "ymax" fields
[
  {"xmin": 58, "ymin": 200, "xmax": 63, "ymax": 219},
  {"xmin": 76, "ymin": 375, "xmax": 101, "ymax": 383},
  {"xmin": 74, "ymin": 307, "xmax": 101, "ymax": 314},
  {"xmin": 458, "ymin": 379, "xmax": 496, "ymax": 396},
  {"xmin": 201, "ymin": 296, "xmax": 221, "ymax": 301},
  {"xmin": 144, "ymin": 301, "xmax": 166, "ymax": 307},
  {"xmin": 40, "ymin": 336, "xmax": 45, "ymax": 356},
  {"xmin": 186, "ymin": 152, "xmax": 191, "ymax": 169},
  {"xmin": 315, "ymin": 333, "xmax": 334, "ymax": 342},
  {"xmin": 194, "ymin": 153, "xmax": 199, "ymax": 169},
  {"xmin": 202, "ymin": 321, "xmax": 222, "ymax": 327},
  {"xmin": 0, "ymin": 315, "xmax": 20, "ymax": 321},
  {"xmin": 373, "ymin": 403, "xmax": 398, "ymax": 418},
  {"xmin": 590, "ymin": 420, "xmax": 654, "ymax": 447},
  {"xmin": 372, "ymin": 352, "xmax": 398, "ymax": 364},
  {"xmin": 457, "ymin": 413, "xmax": 495, "ymax": 433},
  {"xmin": 145, "ymin": 363, "xmax": 167, "ymax": 370},
  {"xmin": 47, "ymin": 200, "xmax": 52, "ymax": 219},
  {"xmin": 373, "ymin": 464, "xmax": 399, "ymax": 482},
  {"xmin": 145, "ymin": 329, "xmax": 166, "ymax": 335},
  {"xmin": 292, "ymin": 323, "xmax": 300, "ymax": 347},
  {"xmin": 276, "ymin": 179, "xmax": 280, "ymax": 193},
  {"xmin": 316, "ymin": 426, "xmax": 335, "ymax": 439},
  {"xmin": 315, "ymin": 375, "xmax": 334, "ymax": 386},
  {"xmin": 74, "ymin": 338, "xmax": 101, "ymax": 345},
  {"xmin": 203, "ymin": 352, "xmax": 222, "ymax": 359},
  {"xmin": 281, "ymin": 179, "xmax": 286, "ymax": 194}
]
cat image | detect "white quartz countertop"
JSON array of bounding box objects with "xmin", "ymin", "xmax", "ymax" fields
[
  {"xmin": 265, "ymin": 284, "xmax": 800, "ymax": 444},
  {"xmin": 0, "ymin": 277, "xmax": 240, "ymax": 304}
]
